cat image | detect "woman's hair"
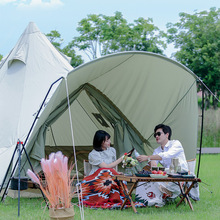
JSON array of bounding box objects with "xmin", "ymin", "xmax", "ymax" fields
[
  {"xmin": 93, "ymin": 130, "xmax": 111, "ymax": 151},
  {"xmin": 154, "ymin": 124, "xmax": 172, "ymax": 140}
]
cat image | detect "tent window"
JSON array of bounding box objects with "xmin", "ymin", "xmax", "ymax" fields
[{"xmin": 92, "ymin": 113, "xmax": 109, "ymax": 128}]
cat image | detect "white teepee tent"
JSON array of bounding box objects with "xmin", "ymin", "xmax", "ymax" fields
[{"xmin": 0, "ymin": 22, "xmax": 73, "ymax": 184}]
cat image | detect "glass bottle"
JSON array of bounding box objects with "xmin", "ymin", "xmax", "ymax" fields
[
  {"xmin": 169, "ymin": 162, "xmax": 174, "ymax": 174},
  {"xmin": 177, "ymin": 163, "xmax": 181, "ymax": 173},
  {"xmin": 134, "ymin": 149, "xmax": 140, "ymax": 158}
]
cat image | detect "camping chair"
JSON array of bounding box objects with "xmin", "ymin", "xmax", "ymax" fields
[
  {"xmin": 83, "ymin": 160, "xmax": 92, "ymax": 177},
  {"xmin": 83, "ymin": 160, "xmax": 119, "ymax": 177}
]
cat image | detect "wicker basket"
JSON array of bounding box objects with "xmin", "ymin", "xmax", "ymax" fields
[{"xmin": 49, "ymin": 206, "xmax": 74, "ymax": 220}]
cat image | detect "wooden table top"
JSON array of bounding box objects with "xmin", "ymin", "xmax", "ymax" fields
[{"xmin": 113, "ymin": 174, "xmax": 201, "ymax": 183}]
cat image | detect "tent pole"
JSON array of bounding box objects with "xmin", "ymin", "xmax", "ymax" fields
[
  {"xmin": 17, "ymin": 141, "xmax": 21, "ymax": 217},
  {"xmin": 0, "ymin": 141, "xmax": 49, "ymax": 209},
  {"xmin": 64, "ymin": 78, "xmax": 84, "ymax": 220},
  {"xmin": 197, "ymin": 84, "xmax": 204, "ymax": 178}
]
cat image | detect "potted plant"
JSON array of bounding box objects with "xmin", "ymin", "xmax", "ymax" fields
[
  {"xmin": 27, "ymin": 151, "xmax": 75, "ymax": 219},
  {"xmin": 122, "ymin": 153, "xmax": 138, "ymax": 176}
]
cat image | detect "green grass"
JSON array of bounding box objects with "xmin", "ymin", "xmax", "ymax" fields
[
  {"xmin": 0, "ymin": 154, "xmax": 219, "ymax": 220},
  {"xmin": 198, "ymin": 108, "xmax": 220, "ymax": 148}
]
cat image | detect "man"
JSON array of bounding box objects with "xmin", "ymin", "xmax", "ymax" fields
[
  {"xmin": 137, "ymin": 124, "xmax": 188, "ymax": 172},
  {"xmin": 135, "ymin": 124, "xmax": 188, "ymax": 207}
]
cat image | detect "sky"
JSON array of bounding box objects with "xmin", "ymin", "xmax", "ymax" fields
[{"xmin": 0, "ymin": 0, "xmax": 220, "ymax": 58}]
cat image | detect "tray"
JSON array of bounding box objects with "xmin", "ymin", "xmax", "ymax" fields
[
  {"xmin": 182, "ymin": 175, "xmax": 195, "ymax": 178},
  {"xmin": 168, "ymin": 174, "xmax": 183, "ymax": 178},
  {"xmin": 135, "ymin": 173, "xmax": 151, "ymax": 177},
  {"xmin": 150, "ymin": 174, "xmax": 168, "ymax": 178},
  {"xmin": 177, "ymin": 171, "xmax": 188, "ymax": 175}
]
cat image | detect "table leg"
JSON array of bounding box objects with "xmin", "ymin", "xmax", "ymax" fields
[
  {"xmin": 178, "ymin": 182, "xmax": 188, "ymax": 204},
  {"xmin": 184, "ymin": 183, "xmax": 188, "ymax": 204},
  {"xmin": 176, "ymin": 181, "xmax": 195, "ymax": 211},
  {"xmin": 119, "ymin": 180, "xmax": 138, "ymax": 213}
]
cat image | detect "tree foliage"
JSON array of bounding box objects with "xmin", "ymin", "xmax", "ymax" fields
[
  {"xmin": 62, "ymin": 44, "xmax": 84, "ymax": 67},
  {"xmin": 166, "ymin": 7, "xmax": 220, "ymax": 108},
  {"xmin": 46, "ymin": 30, "xmax": 63, "ymax": 49},
  {"xmin": 0, "ymin": 54, "xmax": 2, "ymax": 62},
  {"xmin": 46, "ymin": 30, "xmax": 83, "ymax": 67},
  {"xmin": 71, "ymin": 11, "xmax": 166, "ymax": 60}
]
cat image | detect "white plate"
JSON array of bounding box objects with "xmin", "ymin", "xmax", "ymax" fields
[{"xmin": 150, "ymin": 174, "xmax": 168, "ymax": 178}]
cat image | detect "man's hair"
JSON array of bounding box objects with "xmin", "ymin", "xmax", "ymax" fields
[
  {"xmin": 154, "ymin": 124, "xmax": 172, "ymax": 140},
  {"xmin": 93, "ymin": 130, "xmax": 111, "ymax": 151}
]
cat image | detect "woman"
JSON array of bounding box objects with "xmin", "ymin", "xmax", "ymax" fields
[
  {"xmin": 80, "ymin": 130, "xmax": 140, "ymax": 209},
  {"xmin": 88, "ymin": 130, "xmax": 123, "ymax": 175}
]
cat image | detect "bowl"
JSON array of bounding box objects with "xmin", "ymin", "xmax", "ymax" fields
[{"xmin": 150, "ymin": 174, "xmax": 168, "ymax": 178}]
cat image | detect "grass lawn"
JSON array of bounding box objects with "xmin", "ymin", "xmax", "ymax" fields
[
  {"xmin": 0, "ymin": 154, "xmax": 219, "ymax": 220},
  {"xmin": 197, "ymin": 108, "xmax": 220, "ymax": 148}
]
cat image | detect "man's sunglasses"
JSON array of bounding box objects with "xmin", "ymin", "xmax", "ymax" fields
[{"xmin": 154, "ymin": 132, "xmax": 163, "ymax": 138}]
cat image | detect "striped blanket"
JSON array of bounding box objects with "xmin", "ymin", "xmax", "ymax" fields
[{"xmin": 80, "ymin": 168, "xmax": 144, "ymax": 209}]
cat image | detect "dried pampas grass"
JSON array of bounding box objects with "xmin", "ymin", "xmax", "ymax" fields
[{"xmin": 27, "ymin": 151, "xmax": 75, "ymax": 209}]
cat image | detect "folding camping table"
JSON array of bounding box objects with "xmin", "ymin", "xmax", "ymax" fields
[{"xmin": 113, "ymin": 175, "xmax": 201, "ymax": 213}]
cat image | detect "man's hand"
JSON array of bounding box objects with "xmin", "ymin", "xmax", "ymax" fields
[{"xmin": 137, "ymin": 155, "xmax": 149, "ymax": 163}]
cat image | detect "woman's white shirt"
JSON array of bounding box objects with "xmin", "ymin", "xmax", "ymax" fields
[{"xmin": 88, "ymin": 147, "xmax": 116, "ymax": 175}]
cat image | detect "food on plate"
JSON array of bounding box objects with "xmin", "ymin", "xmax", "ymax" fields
[
  {"xmin": 151, "ymin": 170, "xmax": 167, "ymax": 175},
  {"xmin": 137, "ymin": 169, "xmax": 152, "ymax": 175}
]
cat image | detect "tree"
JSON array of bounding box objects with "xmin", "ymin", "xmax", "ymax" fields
[
  {"xmin": 129, "ymin": 17, "xmax": 166, "ymax": 54},
  {"xmin": 67, "ymin": 13, "xmax": 103, "ymax": 60},
  {"xmin": 46, "ymin": 30, "xmax": 63, "ymax": 49},
  {"xmin": 0, "ymin": 54, "xmax": 3, "ymax": 62},
  {"xmin": 166, "ymin": 7, "xmax": 220, "ymax": 108},
  {"xmin": 46, "ymin": 30, "xmax": 83, "ymax": 67},
  {"xmin": 71, "ymin": 11, "xmax": 166, "ymax": 60},
  {"xmin": 62, "ymin": 44, "xmax": 84, "ymax": 67}
]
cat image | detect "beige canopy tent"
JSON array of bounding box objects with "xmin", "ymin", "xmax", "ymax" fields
[{"xmin": 16, "ymin": 51, "xmax": 199, "ymax": 177}]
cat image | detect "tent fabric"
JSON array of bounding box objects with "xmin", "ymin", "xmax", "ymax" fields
[
  {"xmin": 0, "ymin": 22, "xmax": 73, "ymax": 184},
  {"xmin": 19, "ymin": 51, "xmax": 198, "ymax": 177}
]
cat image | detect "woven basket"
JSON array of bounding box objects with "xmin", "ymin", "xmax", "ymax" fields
[{"xmin": 49, "ymin": 206, "xmax": 74, "ymax": 220}]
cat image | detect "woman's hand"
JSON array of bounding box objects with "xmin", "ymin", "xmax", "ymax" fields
[{"xmin": 99, "ymin": 156, "xmax": 123, "ymax": 169}]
